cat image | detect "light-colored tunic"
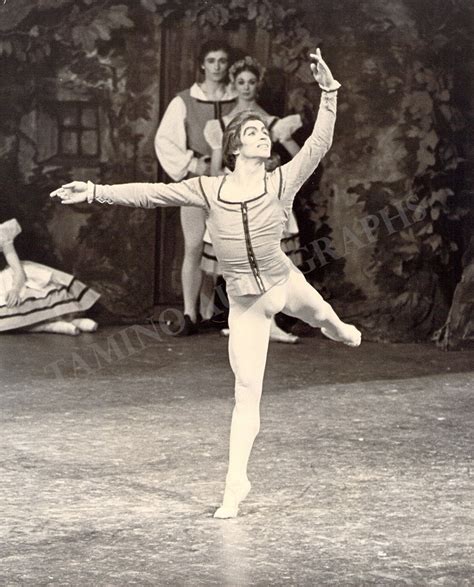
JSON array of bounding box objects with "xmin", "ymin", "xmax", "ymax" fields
[
  {"xmin": 154, "ymin": 82, "xmax": 236, "ymax": 180},
  {"xmin": 97, "ymin": 92, "xmax": 337, "ymax": 296}
]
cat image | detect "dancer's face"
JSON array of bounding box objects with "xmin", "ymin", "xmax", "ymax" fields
[
  {"xmin": 237, "ymin": 119, "xmax": 271, "ymax": 160},
  {"xmin": 234, "ymin": 70, "xmax": 259, "ymax": 101},
  {"xmin": 202, "ymin": 50, "xmax": 229, "ymax": 83}
]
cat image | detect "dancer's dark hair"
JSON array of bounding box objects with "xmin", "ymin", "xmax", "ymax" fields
[
  {"xmin": 198, "ymin": 40, "xmax": 232, "ymax": 66},
  {"xmin": 222, "ymin": 111, "xmax": 268, "ymax": 170}
]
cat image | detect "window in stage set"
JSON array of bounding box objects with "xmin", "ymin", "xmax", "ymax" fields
[{"xmin": 56, "ymin": 102, "xmax": 100, "ymax": 159}]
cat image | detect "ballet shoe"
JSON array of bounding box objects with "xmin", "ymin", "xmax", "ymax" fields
[
  {"xmin": 321, "ymin": 324, "xmax": 361, "ymax": 347},
  {"xmin": 199, "ymin": 314, "xmax": 228, "ymax": 331},
  {"xmin": 221, "ymin": 327, "xmax": 300, "ymax": 344},
  {"xmin": 214, "ymin": 479, "xmax": 251, "ymax": 519},
  {"xmin": 175, "ymin": 314, "xmax": 199, "ymax": 336},
  {"xmin": 71, "ymin": 318, "xmax": 98, "ymax": 332},
  {"xmin": 54, "ymin": 322, "xmax": 81, "ymax": 336},
  {"xmin": 28, "ymin": 321, "xmax": 80, "ymax": 336},
  {"xmin": 214, "ymin": 505, "xmax": 239, "ymax": 519},
  {"xmin": 269, "ymin": 322, "xmax": 300, "ymax": 344}
]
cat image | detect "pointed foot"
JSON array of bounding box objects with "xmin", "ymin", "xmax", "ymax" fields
[
  {"xmin": 214, "ymin": 479, "xmax": 251, "ymax": 519},
  {"xmin": 321, "ymin": 324, "xmax": 361, "ymax": 347}
]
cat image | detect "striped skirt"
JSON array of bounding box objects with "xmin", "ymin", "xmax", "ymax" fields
[{"xmin": 0, "ymin": 261, "xmax": 100, "ymax": 332}]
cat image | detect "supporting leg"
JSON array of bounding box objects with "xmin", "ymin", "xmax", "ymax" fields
[
  {"xmin": 180, "ymin": 207, "xmax": 207, "ymax": 325},
  {"xmin": 215, "ymin": 287, "xmax": 284, "ymax": 518}
]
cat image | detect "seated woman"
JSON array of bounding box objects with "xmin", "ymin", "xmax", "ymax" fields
[
  {"xmin": 0, "ymin": 218, "xmax": 99, "ymax": 335},
  {"xmin": 203, "ymin": 56, "xmax": 304, "ymax": 343}
]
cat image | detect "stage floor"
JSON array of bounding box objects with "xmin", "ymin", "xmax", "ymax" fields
[{"xmin": 1, "ymin": 325, "xmax": 473, "ymax": 585}]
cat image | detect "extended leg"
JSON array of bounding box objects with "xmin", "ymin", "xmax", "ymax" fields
[
  {"xmin": 180, "ymin": 207, "xmax": 206, "ymax": 326},
  {"xmin": 27, "ymin": 319, "xmax": 80, "ymax": 336},
  {"xmin": 214, "ymin": 288, "xmax": 284, "ymax": 518},
  {"xmin": 283, "ymin": 271, "xmax": 361, "ymax": 346}
]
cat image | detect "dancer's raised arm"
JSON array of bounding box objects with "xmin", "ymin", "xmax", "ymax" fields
[
  {"xmin": 278, "ymin": 49, "xmax": 340, "ymax": 207},
  {"xmin": 50, "ymin": 177, "xmax": 209, "ymax": 209}
]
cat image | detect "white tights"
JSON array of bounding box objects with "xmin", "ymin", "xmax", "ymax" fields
[
  {"xmin": 214, "ymin": 269, "xmax": 361, "ymax": 518},
  {"xmin": 27, "ymin": 318, "xmax": 98, "ymax": 335},
  {"xmin": 180, "ymin": 207, "xmax": 206, "ymax": 322}
]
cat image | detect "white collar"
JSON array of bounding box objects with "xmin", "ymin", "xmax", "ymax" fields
[{"xmin": 189, "ymin": 82, "xmax": 237, "ymax": 102}]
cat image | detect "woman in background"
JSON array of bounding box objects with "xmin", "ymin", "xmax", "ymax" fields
[{"xmin": 0, "ymin": 218, "xmax": 99, "ymax": 335}]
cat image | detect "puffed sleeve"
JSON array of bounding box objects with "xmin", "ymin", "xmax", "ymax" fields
[
  {"xmin": 270, "ymin": 114, "xmax": 303, "ymax": 143},
  {"xmin": 154, "ymin": 95, "xmax": 195, "ymax": 181},
  {"xmin": 204, "ymin": 119, "xmax": 224, "ymax": 151},
  {"xmin": 0, "ymin": 218, "xmax": 22, "ymax": 247}
]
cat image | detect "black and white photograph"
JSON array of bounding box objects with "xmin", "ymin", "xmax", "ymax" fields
[{"xmin": 0, "ymin": 0, "xmax": 473, "ymax": 584}]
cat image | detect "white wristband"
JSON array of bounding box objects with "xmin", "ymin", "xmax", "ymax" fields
[
  {"xmin": 320, "ymin": 80, "xmax": 341, "ymax": 92},
  {"xmin": 86, "ymin": 181, "xmax": 95, "ymax": 204}
]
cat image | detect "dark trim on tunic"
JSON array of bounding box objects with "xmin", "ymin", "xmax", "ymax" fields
[
  {"xmin": 217, "ymin": 175, "xmax": 268, "ymax": 205},
  {"xmin": 241, "ymin": 202, "xmax": 265, "ymax": 294},
  {"xmin": 197, "ymin": 177, "xmax": 210, "ymax": 208},
  {"xmin": 277, "ymin": 166, "xmax": 283, "ymax": 200},
  {"xmin": 281, "ymin": 234, "xmax": 300, "ymax": 243}
]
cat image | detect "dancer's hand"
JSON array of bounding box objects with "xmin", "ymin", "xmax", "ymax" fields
[
  {"xmin": 50, "ymin": 181, "xmax": 89, "ymax": 204},
  {"xmin": 309, "ymin": 48, "xmax": 341, "ymax": 92},
  {"xmin": 6, "ymin": 286, "xmax": 21, "ymax": 308}
]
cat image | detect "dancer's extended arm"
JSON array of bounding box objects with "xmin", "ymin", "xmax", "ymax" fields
[{"xmin": 50, "ymin": 177, "xmax": 209, "ymax": 209}]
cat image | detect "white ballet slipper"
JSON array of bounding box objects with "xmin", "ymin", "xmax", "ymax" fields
[
  {"xmin": 321, "ymin": 324, "xmax": 361, "ymax": 347},
  {"xmin": 214, "ymin": 505, "xmax": 239, "ymax": 519},
  {"xmin": 214, "ymin": 479, "xmax": 251, "ymax": 519},
  {"xmin": 28, "ymin": 320, "xmax": 80, "ymax": 336},
  {"xmin": 71, "ymin": 318, "xmax": 98, "ymax": 332},
  {"xmin": 270, "ymin": 321, "xmax": 300, "ymax": 344},
  {"xmin": 221, "ymin": 326, "xmax": 299, "ymax": 344}
]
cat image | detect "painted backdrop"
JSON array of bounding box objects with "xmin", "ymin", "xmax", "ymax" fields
[{"xmin": 0, "ymin": 0, "xmax": 472, "ymax": 346}]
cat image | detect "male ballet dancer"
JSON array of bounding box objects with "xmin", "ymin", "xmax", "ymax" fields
[{"xmin": 51, "ymin": 49, "xmax": 361, "ymax": 518}]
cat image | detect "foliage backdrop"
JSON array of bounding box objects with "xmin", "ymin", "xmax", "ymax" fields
[{"xmin": 0, "ymin": 0, "xmax": 472, "ymax": 342}]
